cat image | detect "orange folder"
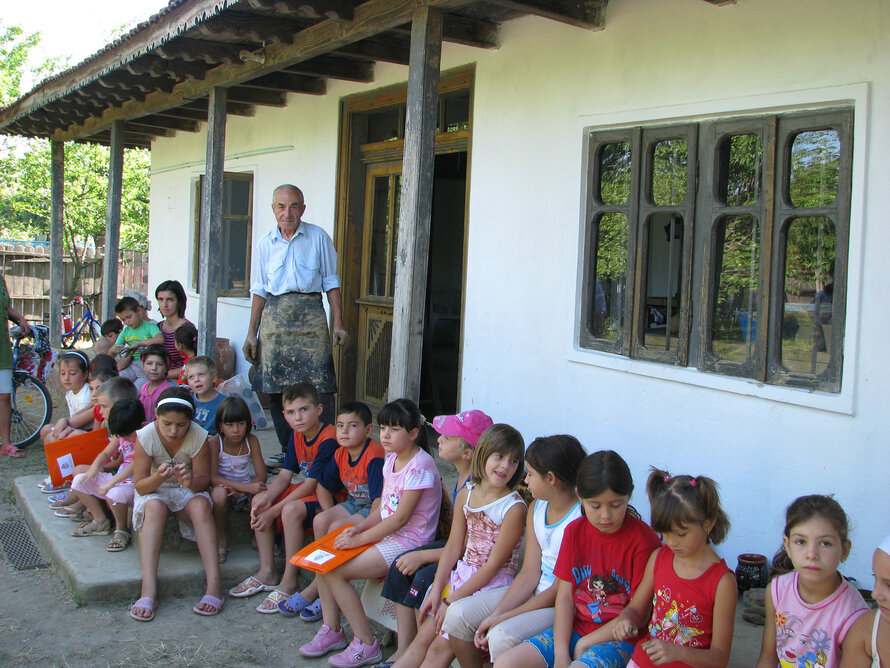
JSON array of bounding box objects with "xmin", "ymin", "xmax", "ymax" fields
[
  {"xmin": 289, "ymin": 524, "xmax": 375, "ymax": 574},
  {"xmin": 45, "ymin": 428, "xmax": 110, "ymax": 486}
]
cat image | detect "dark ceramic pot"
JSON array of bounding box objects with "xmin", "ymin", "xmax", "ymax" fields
[{"xmin": 736, "ymin": 553, "xmax": 768, "ymax": 593}]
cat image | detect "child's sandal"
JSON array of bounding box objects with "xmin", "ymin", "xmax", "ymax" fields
[{"xmin": 106, "ymin": 530, "xmax": 131, "ymax": 552}]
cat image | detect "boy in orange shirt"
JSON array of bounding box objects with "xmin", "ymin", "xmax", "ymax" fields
[
  {"xmin": 278, "ymin": 401, "xmax": 384, "ymax": 620},
  {"xmin": 228, "ymin": 382, "xmax": 339, "ymax": 614}
]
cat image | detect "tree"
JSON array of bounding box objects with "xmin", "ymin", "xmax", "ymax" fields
[{"xmin": 0, "ymin": 22, "xmax": 150, "ymax": 295}]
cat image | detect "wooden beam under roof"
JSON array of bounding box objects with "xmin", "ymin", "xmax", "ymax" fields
[
  {"xmin": 243, "ymin": 0, "xmax": 357, "ymax": 22},
  {"xmin": 281, "ymin": 54, "xmax": 374, "ymax": 82},
  {"xmin": 482, "ymin": 0, "xmax": 607, "ymax": 30},
  {"xmin": 126, "ymin": 55, "xmax": 210, "ymax": 82},
  {"xmin": 98, "ymin": 72, "xmax": 177, "ymax": 94},
  {"xmin": 241, "ymin": 71, "xmax": 326, "ymax": 94},
  {"xmin": 183, "ymin": 99, "xmax": 256, "ymax": 117},
  {"xmin": 391, "ymin": 14, "xmax": 498, "ymax": 48},
  {"xmin": 45, "ymin": 0, "xmax": 475, "ymax": 143},
  {"xmin": 703, "ymin": 0, "xmax": 735, "ymax": 5},
  {"xmin": 196, "ymin": 11, "xmax": 308, "ymax": 44},
  {"xmin": 336, "ymin": 34, "xmax": 411, "ymax": 66},
  {"xmin": 155, "ymin": 38, "xmax": 244, "ymax": 65},
  {"xmin": 128, "ymin": 114, "xmax": 200, "ymax": 132},
  {"xmin": 225, "ymin": 86, "xmax": 288, "ymax": 105}
]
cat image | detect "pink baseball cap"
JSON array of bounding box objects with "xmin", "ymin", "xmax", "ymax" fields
[{"xmin": 432, "ymin": 410, "xmax": 494, "ymax": 448}]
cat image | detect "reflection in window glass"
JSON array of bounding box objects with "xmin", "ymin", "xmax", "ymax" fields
[
  {"xmin": 367, "ymin": 108, "xmax": 401, "ymax": 143},
  {"xmin": 389, "ymin": 176, "xmax": 401, "ymax": 296},
  {"xmin": 711, "ymin": 215, "xmax": 759, "ymax": 364},
  {"xmin": 642, "ymin": 214, "xmax": 683, "ymax": 352},
  {"xmin": 598, "ymin": 142, "xmax": 631, "ymax": 206},
  {"xmin": 651, "ymin": 139, "xmax": 687, "ymax": 206},
  {"xmin": 591, "ymin": 213, "xmax": 628, "ymax": 340},
  {"xmin": 442, "ymin": 95, "xmax": 470, "ymax": 133},
  {"xmin": 718, "ymin": 134, "xmax": 762, "ymax": 206},
  {"xmin": 225, "ymin": 179, "xmax": 251, "ymax": 216},
  {"xmin": 781, "ymin": 216, "xmax": 836, "ymax": 375},
  {"xmin": 367, "ymin": 176, "xmax": 390, "ymax": 296},
  {"xmin": 789, "ymin": 130, "xmax": 840, "ymax": 207}
]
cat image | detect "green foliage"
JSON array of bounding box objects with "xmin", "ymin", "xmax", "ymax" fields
[{"xmin": 0, "ymin": 23, "xmax": 150, "ymax": 293}]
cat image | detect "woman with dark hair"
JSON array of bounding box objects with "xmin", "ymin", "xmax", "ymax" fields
[{"xmin": 155, "ymin": 280, "xmax": 192, "ymax": 381}]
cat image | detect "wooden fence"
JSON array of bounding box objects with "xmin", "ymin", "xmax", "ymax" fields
[{"xmin": 0, "ymin": 244, "xmax": 148, "ymax": 326}]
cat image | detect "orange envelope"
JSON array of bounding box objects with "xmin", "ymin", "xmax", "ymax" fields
[
  {"xmin": 45, "ymin": 428, "xmax": 110, "ymax": 486},
  {"xmin": 289, "ymin": 524, "xmax": 375, "ymax": 574}
]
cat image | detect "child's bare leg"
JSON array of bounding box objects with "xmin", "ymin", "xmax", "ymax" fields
[
  {"xmin": 387, "ymin": 602, "xmax": 419, "ymax": 662},
  {"xmin": 251, "ymin": 524, "xmax": 278, "ymax": 584},
  {"xmin": 492, "ymin": 642, "xmax": 547, "ymax": 668},
  {"xmin": 211, "ymin": 486, "xmax": 229, "ymax": 555},
  {"xmin": 134, "ymin": 499, "xmax": 168, "ymax": 617},
  {"xmin": 296, "ymin": 506, "xmax": 356, "ymax": 603},
  {"xmin": 109, "ymin": 502, "xmax": 129, "ymax": 533},
  {"xmin": 271, "ymin": 499, "xmax": 306, "ymax": 593},
  {"xmin": 328, "ymin": 549, "xmax": 387, "ymax": 643},
  {"xmin": 178, "ymin": 496, "xmax": 221, "ymax": 609},
  {"xmin": 424, "ymin": 635, "xmax": 456, "ymax": 668},
  {"xmin": 394, "ymin": 613, "xmax": 439, "ymax": 668},
  {"xmin": 77, "ymin": 493, "xmax": 109, "ymax": 526}
]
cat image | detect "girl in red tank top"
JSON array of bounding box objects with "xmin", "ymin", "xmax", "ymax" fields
[{"xmin": 613, "ymin": 469, "xmax": 737, "ymax": 668}]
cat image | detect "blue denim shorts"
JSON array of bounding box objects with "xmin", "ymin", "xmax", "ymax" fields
[
  {"xmin": 339, "ymin": 499, "xmax": 372, "ymax": 518},
  {"xmin": 525, "ymin": 627, "xmax": 634, "ymax": 668}
]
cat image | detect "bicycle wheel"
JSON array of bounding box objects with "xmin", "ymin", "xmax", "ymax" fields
[{"xmin": 10, "ymin": 371, "xmax": 52, "ymax": 448}]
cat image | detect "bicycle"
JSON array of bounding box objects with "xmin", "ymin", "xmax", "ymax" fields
[
  {"xmin": 9, "ymin": 324, "xmax": 53, "ymax": 448},
  {"xmin": 61, "ymin": 296, "xmax": 101, "ymax": 349}
]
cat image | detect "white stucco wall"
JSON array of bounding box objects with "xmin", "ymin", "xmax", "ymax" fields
[{"xmin": 149, "ymin": 0, "xmax": 889, "ymax": 581}]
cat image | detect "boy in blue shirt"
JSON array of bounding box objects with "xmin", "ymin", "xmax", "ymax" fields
[
  {"xmin": 185, "ymin": 356, "xmax": 224, "ymax": 435},
  {"xmin": 109, "ymin": 296, "xmax": 163, "ymax": 390}
]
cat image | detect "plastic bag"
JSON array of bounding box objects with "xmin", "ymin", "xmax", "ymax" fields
[{"xmin": 216, "ymin": 373, "xmax": 268, "ymax": 429}]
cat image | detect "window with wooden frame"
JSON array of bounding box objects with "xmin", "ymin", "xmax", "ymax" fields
[
  {"xmin": 192, "ymin": 172, "xmax": 254, "ymax": 297},
  {"xmin": 580, "ymin": 109, "xmax": 852, "ymax": 393}
]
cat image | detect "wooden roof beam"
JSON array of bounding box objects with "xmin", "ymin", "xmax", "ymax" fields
[
  {"xmin": 125, "ymin": 120, "xmax": 181, "ymax": 137},
  {"xmin": 241, "ymin": 71, "xmax": 326, "ymax": 94},
  {"xmin": 336, "ymin": 35, "xmax": 411, "ymax": 66},
  {"xmin": 281, "ymin": 54, "xmax": 373, "ymax": 82},
  {"xmin": 48, "ymin": 0, "xmax": 474, "ymax": 142},
  {"xmin": 126, "ymin": 55, "xmax": 209, "ymax": 82},
  {"xmin": 154, "ymin": 38, "xmax": 244, "ymax": 65},
  {"xmin": 703, "ymin": 1, "xmax": 735, "ymax": 5},
  {"xmin": 225, "ymin": 87, "xmax": 288, "ymax": 106},
  {"xmin": 243, "ymin": 0, "xmax": 357, "ymax": 22},
  {"xmin": 154, "ymin": 106, "xmax": 211, "ymax": 121},
  {"xmin": 129, "ymin": 114, "xmax": 200, "ymax": 132},
  {"xmin": 196, "ymin": 12, "xmax": 308, "ymax": 45},
  {"xmin": 482, "ymin": 0, "xmax": 607, "ymax": 30},
  {"xmin": 392, "ymin": 14, "xmax": 498, "ymax": 48},
  {"xmin": 98, "ymin": 72, "xmax": 177, "ymax": 94},
  {"xmin": 183, "ymin": 99, "xmax": 257, "ymax": 117}
]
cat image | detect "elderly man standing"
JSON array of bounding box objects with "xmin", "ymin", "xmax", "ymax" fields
[{"xmin": 243, "ymin": 184, "xmax": 347, "ymax": 467}]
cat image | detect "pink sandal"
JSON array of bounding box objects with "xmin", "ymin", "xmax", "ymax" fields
[{"xmin": 0, "ymin": 444, "xmax": 24, "ymax": 458}]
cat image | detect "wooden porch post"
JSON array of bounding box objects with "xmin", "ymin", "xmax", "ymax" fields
[
  {"xmin": 101, "ymin": 120, "xmax": 124, "ymax": 320},
  {"xmin": 49, "ymin": 141, "xmax": 65, "ymax": 347},
  {"xmin": 388, "ymin": 6, "xmax": 443, "ymax": 402},
  {"xmin": 197, "ymin": 86, "xmax": 227, "ymax": 357}
]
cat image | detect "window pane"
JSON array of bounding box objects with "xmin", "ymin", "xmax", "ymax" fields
[
  {"xmin": 780, "ymin": 216, "xmax": 836, "ymax": 375},
  {"xmin": 367, "ymin": 176, "xmax": 390, "ymax": 296},
  {"xmin": 710, "ymin": 215, "xmax": 760, "ymax": 364},
  {"xmin": 221, "ymin": 218, "xmax": 249, "ymax": 289},
  {"xmin": 643, "ymin": 214, "xmax": 683, "ymax": 352},
  {"xmin": 442, "ymin": 95, "xmax": 470, "ymax": 133},
  {"xmin": 651, "ymin": 139, "xmax": 687, "ymax": 206},
  {"xmin": 789, "ymin": 130, "xmax": 840, "ymax": 207},
  {"xmin": 367, "ymin": 108, "xmax": 401, "ymax": 143},
  {"xmin": 718, "ymin": 134, "xmax": 762, "ymax": 206},
  {"xmin": 598, "ymin": 142, "xmax": 632, "ymax": 206},
  {"xmin": 591, "ymin": 213, "xmax": 628, "ymax": 339},
  {"xmin": 389, "ymin": 175, "xmax": 401, "ymax": 296},
  {"xmin": 224, "ymin": 178, "xmax": 251, "ymax": 216}
]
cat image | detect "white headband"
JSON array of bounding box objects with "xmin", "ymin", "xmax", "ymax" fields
[
  {"xmin": 156, "ymin": 397, "xmax": 194, "ymax": 412},
  {"xmin": 63, "ymin": 350, "xmax": 90, "ymax": 366},
  {"xmin": 878, "ymin": 535, "xmax": 890, "ymax": 556}
]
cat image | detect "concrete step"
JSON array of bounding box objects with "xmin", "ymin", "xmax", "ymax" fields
[{"xmin": 13, "ymin": 475, "xmax": 281, "ymax": 603}]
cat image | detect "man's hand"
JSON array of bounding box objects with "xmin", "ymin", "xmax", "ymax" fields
[
  {"xmin": 242, "ymin": 335, "xmax": 259, "ymax": 364},
  {"xmin": 332, "ymin": 327, "xmax": 348, "ymax": 347}
]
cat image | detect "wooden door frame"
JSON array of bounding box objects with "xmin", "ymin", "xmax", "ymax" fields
[{"xmin": 333, "ymin": 65, "xmax": 474, "ymax": 408}]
